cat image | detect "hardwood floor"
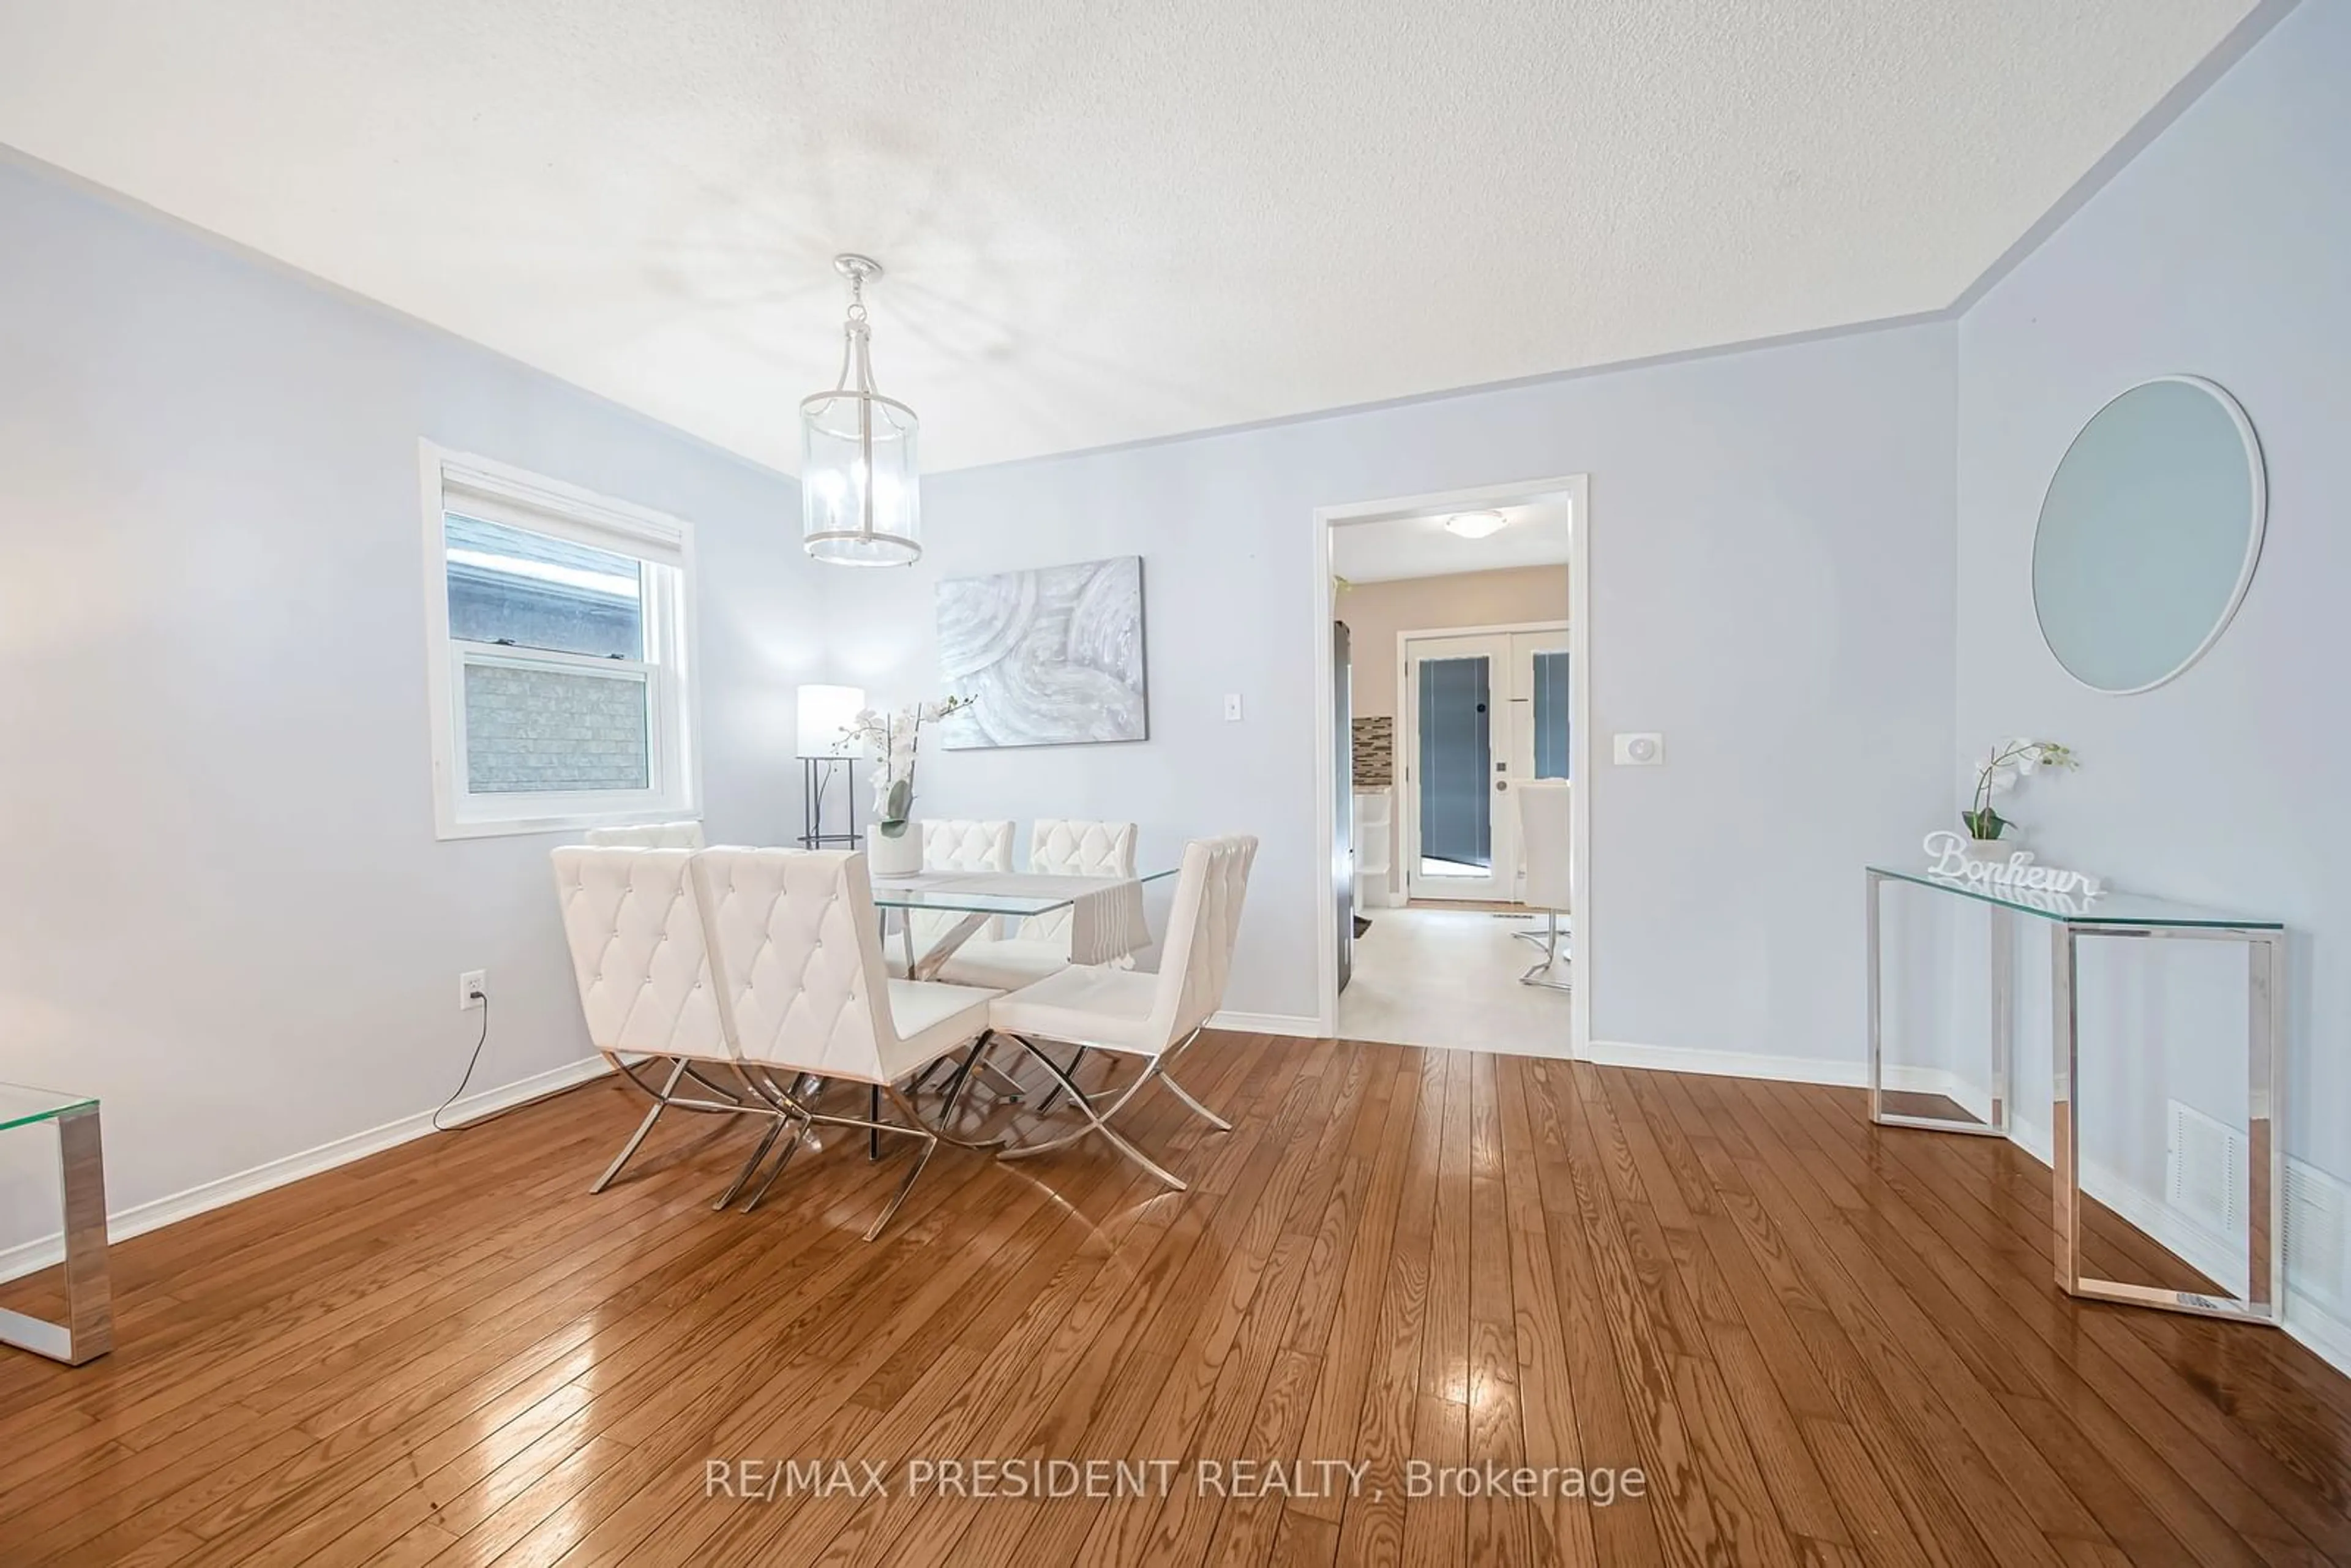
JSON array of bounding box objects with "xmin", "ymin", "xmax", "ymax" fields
[{"xmin": 2, "ymin": 1036, "xmax": 2347, "ymax": 1566}]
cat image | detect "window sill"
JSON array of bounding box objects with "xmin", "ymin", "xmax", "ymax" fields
[{"xmin": 435, "ymin": 806, "xmax": 701, "ymax": 842}]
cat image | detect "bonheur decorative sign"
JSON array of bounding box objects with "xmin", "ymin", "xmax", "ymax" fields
[{"xmin": 1922, "ymin": 831, "xmax": 2104, "ymax": 898}]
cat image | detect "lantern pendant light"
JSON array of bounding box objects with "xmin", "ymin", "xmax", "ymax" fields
[{"xmin": 801, "ymin": 253, "xmax": 921, "ymax": 566}]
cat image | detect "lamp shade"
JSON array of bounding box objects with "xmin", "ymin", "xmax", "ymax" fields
[{"xmin": 795, "ymin": 684, "xmax": 867, "ymax": 758}]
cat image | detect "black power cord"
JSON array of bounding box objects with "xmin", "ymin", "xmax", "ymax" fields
[{"xmin": 431, "ymin": 991, "xmax": 492, "ymax": 1132}]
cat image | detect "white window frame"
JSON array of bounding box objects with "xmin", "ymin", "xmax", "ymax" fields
[{"xmin": 420, "ymin": 441, "xmax": 702, "ymax": 839}]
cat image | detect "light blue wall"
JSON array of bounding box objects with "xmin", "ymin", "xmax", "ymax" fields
[
  {"xmin": 0, "ymin": 159, "xmax": 820, "ymax": 1251},
  {"xmin": 1956, "ymin": 1, "xmax": 2351, "ymax": 1315},
  {"xmin": 10, "ymin": 0, "xmax": 2340, "ymax": 1336},
  {"xmin": 826, "ymin": 321, "xmax": 1960, "ymax": 1049}
]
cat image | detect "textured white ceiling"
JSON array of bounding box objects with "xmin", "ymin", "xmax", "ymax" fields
[
  {"xmin": 1333, "ymin": 503, "xmax": 1571, "ymax": 585},
  {"xmin": 0, "ymin": 1, "xmax": 2257, "ymax": 473}
]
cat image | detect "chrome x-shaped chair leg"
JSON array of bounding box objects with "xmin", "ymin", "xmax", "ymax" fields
[
  {"xmin": 1520, "ymin": 912, "xmax": 1572, "ymax": 991},
  {"xmin": 1155, "ymin": 1063, "xmax": 1233, "ymax": 1131},
  {"xmin": 715, "ymin": 1109, "xmax": 797, "ymax": 1210},
  {"xmin": 681, "ymin": 1063, "xmax": 744, "ymax": 1103},
  {"xmin": 1035, "ymin": 1046, "xmax": 1089, "ymax": 1114},
  {"xmin": 594, "ymin": 1055, "xmax": 755, "ymax": 1195},
  {"xmin": 995, "ymin": 1029, "xmax": 1229, "ymax": 1191},
  {"xmin": 727, "ymin": 1041, "xmax": 1003, "ymax": 1237},
  {"xmin": 594, "ymin": 1059, "xmax": 689, "ymax": 1194}
]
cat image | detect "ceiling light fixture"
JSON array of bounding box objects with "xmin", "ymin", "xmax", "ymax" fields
[
  {"xmin": 1444, "ymin": 510, "xmax": 1509, "ymax": 539},
  {"xmin": 802, "ymin": 254, "xmax": 921, "ymax": 566}
]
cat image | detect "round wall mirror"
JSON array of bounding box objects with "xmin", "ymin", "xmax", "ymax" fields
[{"xmin": 2031, "ymin": 375, "xmax": 2265, "ymax": 694}]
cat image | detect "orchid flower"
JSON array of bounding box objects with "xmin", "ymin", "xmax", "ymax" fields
[
  {"xmin": 849, "ymin": 694, "xmax": 976, "ymax": 835},
  {"xmin": 1963, "ymin": 738, "xmax": 2077, "ymax": 841}
]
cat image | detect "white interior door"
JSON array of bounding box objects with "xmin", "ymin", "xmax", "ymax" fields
[
  {"xmin": 1404, "ymin": 633, "xmax": 1513, "ymax": 900},
  {"xmin": 1506, "ymin": 628, "xmax": 1570, "ymax": 899}
]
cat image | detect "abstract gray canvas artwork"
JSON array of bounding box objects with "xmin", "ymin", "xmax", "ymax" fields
[{"xmin": 936, "ymin": 555, "xmax": 1147, "ymax": 748}]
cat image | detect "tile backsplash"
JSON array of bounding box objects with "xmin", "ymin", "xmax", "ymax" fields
[{"xmin": 1351, "ymin": 716, "xmax": 1394, "ymax": 788}]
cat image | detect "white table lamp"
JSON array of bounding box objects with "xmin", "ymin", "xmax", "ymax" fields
[
  {"xmin": 796, "ymin": 684, "xmax": 867, "ymax": 759},
  {"xmin": 795, "ymin": 685, "xmax": 867, "ymax": 849}
]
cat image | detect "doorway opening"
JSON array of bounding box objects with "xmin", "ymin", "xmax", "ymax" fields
[{"xmin": 1311, "ymin": 477, "xmax": 1589, "ymax": 1058}]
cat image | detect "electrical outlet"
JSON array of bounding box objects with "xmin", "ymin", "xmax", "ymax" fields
[{"xmin": 459, "ymin": 970, "xmax": 487, "ymax": 1010}]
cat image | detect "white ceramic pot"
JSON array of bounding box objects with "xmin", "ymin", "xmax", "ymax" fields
[
  {"xmin": 1964, "ymin": 836, "xmax": 2022, "ymax": 864},
  {"xmin": 866, "ymin": 822, "xmax": 923, "ymax": 878}
]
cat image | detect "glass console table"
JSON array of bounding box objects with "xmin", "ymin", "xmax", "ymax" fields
[
  {"xmin": 1864, "ymin": 866, "xmax": 2285, "ymax": 1325},
  {"xmin": 0, "ymin": 1084, "xmax": 113, "ymax": 1364}
]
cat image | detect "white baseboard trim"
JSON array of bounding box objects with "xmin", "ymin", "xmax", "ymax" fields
[
  {"xmin": 1583, "ymin": 1038, "xmax": 1864, "ymax": 1088},
  {"xmin": 2287, "ymin": 1296, "xmax": 2351, "ymax": 1378},
  {"xmin": 0, "ymin": 1055, "xmax": 611, "ymax": 1286},
  {"xmin": 2064, "ymin": 1133, "xmax": 2351, "ymax": 1376},
  {"xmin": 1208, "ymin": 1010, "xmax": 1327, "ymax": 1039}
]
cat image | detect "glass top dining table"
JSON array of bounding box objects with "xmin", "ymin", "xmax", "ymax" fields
[
  {"xmin": 864, "ymin": 867, "xmax": 1178, "ymax": 917},
  {"xmin": 865, "ymin": 867, "xmax": 1177, "ymax": 981}
]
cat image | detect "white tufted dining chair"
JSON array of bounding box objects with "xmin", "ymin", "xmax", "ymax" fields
[
  {"xmin": 584, "ymin": 820, "xmax": 707, "ymax": 849},
  {"xmin": 1515, "ymin": 781, "xmax": 1571, "ymax": 991},
  {"xmin": 1021, "ymin": 820, "xmax": 1139, "ymax": 942},
  {"xmin": 550, "ymin": 845, "xmax": 763, "ymax": 1198},
  {"xmin": 691, "ymin": 847, "xmax": 1005, "ymax": 1238},
  {"xmin": 902, "ymin": 818, "xmax": 1013, "ymax": 961},
  {"xmin": 989, "ymin": 835, "xmax": 1256, "ymax": 1190},
  {"xmin": 932, "ymin": 818, "xmax": 1139, "ymax": 992}
]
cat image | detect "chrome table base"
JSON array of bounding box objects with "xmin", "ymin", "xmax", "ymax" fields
[
  {"xmin": 0, "ymin": 1105, "xmax": 113, "ymax": 1365},
  {"xmin": 1865, "ymin": 880, "xmax": 2013, "ymax": 1140},
  {"xmin": 1865, "ymin": 868, "xmax": 2284, "ymax": 1325},
  {"xmin": 2050, "ymin": 922, "xmax": 2285, "ymax": 1323}
]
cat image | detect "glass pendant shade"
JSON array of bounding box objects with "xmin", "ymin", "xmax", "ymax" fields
[{"xmin": 802, "ymin": 257, "xmax": 921, "ymax": 566}]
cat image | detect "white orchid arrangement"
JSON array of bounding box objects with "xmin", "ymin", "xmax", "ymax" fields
[
  {"xmin": 1963, "ymin": 738, "xmax": 2079, "ymax": 842},
  {"xmin": 841, "ymin": 696, "xmax": 975, "ymax": 841}
]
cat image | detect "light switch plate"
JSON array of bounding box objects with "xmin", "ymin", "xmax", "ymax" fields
[
  {"xmin": 1223, "ymin": 693, "xmax": 1244, "ymax": 722},
  {"xmin": 1613, "ymin": 732, "xmax": 1665, "ymax": 765}
]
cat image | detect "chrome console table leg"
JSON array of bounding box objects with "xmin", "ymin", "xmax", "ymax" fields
[
  {"xmin": 1866, "ymin": 868, "xmax": 2011, "ymax": 1137},
  {"xmin": 0, "ymin": 1105, "xmax": 113, "ymax": 1365},
  {"xmin": 2053, "ymin": 921, "xmax": 2284, "ymax": 1322}
]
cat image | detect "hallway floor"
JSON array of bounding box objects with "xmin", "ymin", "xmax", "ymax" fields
[{"xmin": 1339, "ymin": 904, "xmax": 1570, "ymax": 1053}]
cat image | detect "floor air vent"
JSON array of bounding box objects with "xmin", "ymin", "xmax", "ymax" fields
[
  {"xmin": 2165, "ymin": 1100, "xmax": 2241, "ymax": 1239},
  {"xmin": 2165, "ymin": 1099, "xmax": 2350, "ymax": 1316}
]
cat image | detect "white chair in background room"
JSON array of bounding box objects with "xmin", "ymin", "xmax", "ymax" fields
[
  {"xmin": 691, "ymin": 847, "xmax": 1006, "ymax": 1238},
  {"xmin": 1515, "ymin": 779, "xmax": 1571, "ymax": 990},
  {"xmin": 990, "ymin": 835, "xmax": 1256, "ymax": 1190},
  {"xmin": 583, "ymin": 820, "xmax": 707, "ymax": 849},
  {"xmin": 933, "ymin": 818, "xmax": 1139, "ymax": 991},
  {"xmin": 550, "ymin": 844, "xmax": 762, "ymax": 1196}
]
